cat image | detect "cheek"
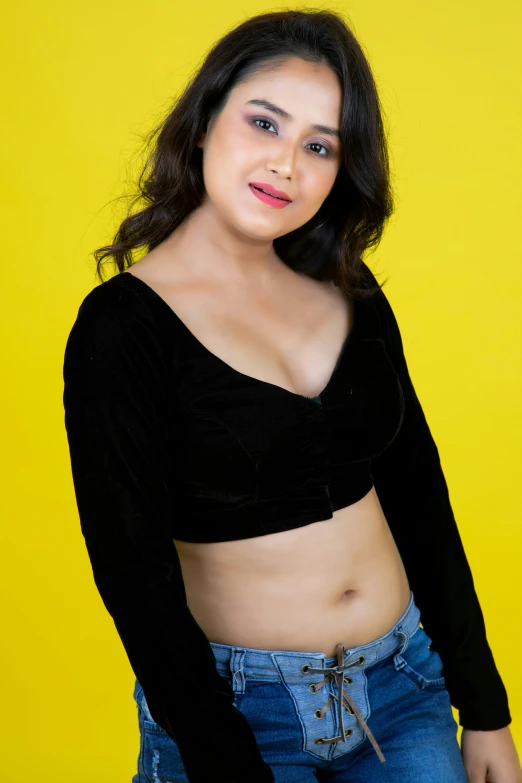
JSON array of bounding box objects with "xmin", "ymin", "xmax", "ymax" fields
[
  {"xmin": 204, "ymin": 130, "xmax": 257, "ymax": 191},
  {"xmin": 306, "ymin": 166, "xmax": 338, "ymax": 201},
  {"xmin": 292, "ymin": 169, "xmax": 337, "ymax": 221}
]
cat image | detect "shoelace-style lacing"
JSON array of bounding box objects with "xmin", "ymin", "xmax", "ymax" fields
[{"xmin": 302, "ymin": 642, "xmax": 385, "ymax": 763}]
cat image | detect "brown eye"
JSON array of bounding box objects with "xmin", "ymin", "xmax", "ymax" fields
[
  {"xmin": 251, "ymin": 117, "xmax": 277, "ymax": 134},
  {"xmin": 250, "ymin": 117, "xmax": 332, "ymax": 157},
  {"xmin": 307, "ymin": 142, "xmax": 331, "ymax": 157}
]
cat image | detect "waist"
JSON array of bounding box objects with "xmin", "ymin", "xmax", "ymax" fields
[
  {"xmin": 175, "ymin": 489, "xmax": 411, "ymax": 656},
  {"xmin": 209, "ymin": 589, "xmax": 420, "ymax": 681}
]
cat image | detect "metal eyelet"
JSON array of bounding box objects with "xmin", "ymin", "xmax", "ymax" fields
[
  {"xmin": 345, "ymin": 728, "xmax": 353, "ymax": 737},
  {"xmin": 301, "ymin": 664, "xmax": 310, "ymax": 674},
  {"xmin": 315, "ymin": 737, "xmax": 325, "ymax": 744},
  {"xmin": 343, "ymin": 676, "xmax": 353, "ymax": 684},
  {"xmin": 308, "ymin": 683, "xmax": 318, "ymax": 694},
  {"xmin": 314, "ymin": 709, "xmax": 324, "ymax": 719},
  {"xmin": 357, "ymin": 655, "xmax": 365, "ymax": 665}
]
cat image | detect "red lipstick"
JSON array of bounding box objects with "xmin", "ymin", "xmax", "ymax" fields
[{"xmin": 249, "ymin": 182, "xmax": 292, "ymax": 209}]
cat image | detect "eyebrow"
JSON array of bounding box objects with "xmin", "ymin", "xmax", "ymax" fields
[{"xmin": 245, "ymin": 99, "xmax": 341, "ymax": 140}]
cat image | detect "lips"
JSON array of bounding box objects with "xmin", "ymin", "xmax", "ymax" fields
[
  {"xmin": 249, "ymin": 182, "xmax": 292, "ymax": 202},
  {"xmin": 249, "ymin": 185, "xmax": 292, "ymax": 209}
]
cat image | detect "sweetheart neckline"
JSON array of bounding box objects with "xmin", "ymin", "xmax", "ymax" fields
[{"xmin": 117, "ymin": 270, "xmax": 358, "ymax": 402}]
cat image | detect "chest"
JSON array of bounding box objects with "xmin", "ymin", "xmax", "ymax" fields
[{"xmin": 169, "ymin": 324, "xmax": 404, "ymax": 512}]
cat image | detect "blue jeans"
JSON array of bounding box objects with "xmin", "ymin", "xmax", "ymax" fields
[{"xmin": 132, "ymin": 590, "xmax": 467, "ymax": 782}]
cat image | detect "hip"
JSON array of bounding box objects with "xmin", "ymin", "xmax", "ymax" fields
[{"xmin": 133, "ymin": 590, "xmax": 466, "ymax": 782}]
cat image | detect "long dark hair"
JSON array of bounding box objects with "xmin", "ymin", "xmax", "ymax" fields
[{"xmin": 94, "ymin": 8, "xmax": 395, "ymax": 300}]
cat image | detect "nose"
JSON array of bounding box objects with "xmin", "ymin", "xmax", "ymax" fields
[{"xmin": 266, "ymin": 139, "xmax": 295, "ymax": 180}]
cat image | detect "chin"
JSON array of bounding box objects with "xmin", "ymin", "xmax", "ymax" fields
[{"xmin": 227, "ymin": 210, "xmax": 284, "ymax": 237}]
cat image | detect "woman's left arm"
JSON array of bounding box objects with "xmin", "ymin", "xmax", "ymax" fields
[{"xmin": 365, "ymin": 273, "xmax": 520, "ymax": 781}]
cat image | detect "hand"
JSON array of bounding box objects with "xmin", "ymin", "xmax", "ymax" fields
[{"xmin": 461, "ymin": 726, "xmax": 522, "ymax": 783}]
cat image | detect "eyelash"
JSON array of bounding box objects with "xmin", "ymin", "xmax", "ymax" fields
[{"xmin": 250, "ymin": 117, "xmax": 333, "ymax": 158}]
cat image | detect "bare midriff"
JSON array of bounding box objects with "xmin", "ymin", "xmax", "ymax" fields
[{"xmin": 173, "ymin": 486, "xmax": 411, "ymax": 658}]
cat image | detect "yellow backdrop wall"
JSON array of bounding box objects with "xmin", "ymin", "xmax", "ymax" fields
[{"xmin": 1, "ymin": 0, "xmax": 520, "ymax": 779}]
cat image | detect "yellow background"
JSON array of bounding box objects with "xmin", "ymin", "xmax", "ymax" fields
[{"xmin": 1, "ymin": 0, "xmax": 520, "ymax": 779}]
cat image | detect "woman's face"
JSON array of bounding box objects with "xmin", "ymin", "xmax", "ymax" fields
[{"xmin": 196, "ymin": 56, "xmax": 343, "ymax": 241}]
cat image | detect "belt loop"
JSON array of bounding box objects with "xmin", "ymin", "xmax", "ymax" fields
[
  {"xmin": 393, "ymin": 623, "xmax": 410, "ymax": 670},
  {"xmin": 230, "ymin": 649, "xmax": 246, "ymax": 695}
]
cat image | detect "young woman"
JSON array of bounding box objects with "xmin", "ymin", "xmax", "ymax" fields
[{"xmin": 62, "ymin": 9, "xmax": 520, "ymax": 783}]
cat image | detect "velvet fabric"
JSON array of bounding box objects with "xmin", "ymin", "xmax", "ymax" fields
[{"xmin": 62, "ymin": 265, "xmax": 511, "ymax": 783}]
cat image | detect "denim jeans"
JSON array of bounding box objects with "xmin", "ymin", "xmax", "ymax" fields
[{"xmin": 132, "ymin": 590, "xmax": 468, "ymax": 782}]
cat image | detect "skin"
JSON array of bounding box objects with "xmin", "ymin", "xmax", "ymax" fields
[{"xmin": 126, "ymin": 56, "xmax": 521, "ymax": 781}]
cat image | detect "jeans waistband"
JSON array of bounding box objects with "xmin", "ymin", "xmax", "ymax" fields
[
  {"xmin": 210, "ymin": 590, "xmax": 420, "ymax": 765},
  {"xmin": 210, "ymin": 589, "xmax": 419, "ymax": 682}
]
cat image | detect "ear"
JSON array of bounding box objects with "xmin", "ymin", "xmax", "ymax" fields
[{"xmin": 196, "ymin": 114, "xmax": 216, "ymax": 149}]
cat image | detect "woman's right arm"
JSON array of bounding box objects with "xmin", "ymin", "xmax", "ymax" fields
[{"xmin": 62, "ymin": 280, "xmax": 274, "ymax": 783}]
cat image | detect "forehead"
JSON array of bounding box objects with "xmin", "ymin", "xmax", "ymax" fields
[{"xmin": 230, "ymin": 57, "xmax": 342, "ymax": 119}]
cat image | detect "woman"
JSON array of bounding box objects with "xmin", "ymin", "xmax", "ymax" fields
[{"xmin": 62, "ymin": 9, "xmax": 520, "ymax": 783}]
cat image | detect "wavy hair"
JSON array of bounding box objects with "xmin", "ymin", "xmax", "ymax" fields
[{"xmin": 94, "ymin": 7, "xmax": 395, "ymax": 300}]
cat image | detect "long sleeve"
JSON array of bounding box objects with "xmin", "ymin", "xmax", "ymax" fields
[
  {"xmin": 62, "ymin": 283, "xmax": 275, "ymax": 783},
  {"xmin": 368, "ymin": 282, "xmax": 511, "ymax": 731}
]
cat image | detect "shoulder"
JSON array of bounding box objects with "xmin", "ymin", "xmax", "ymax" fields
[
  {"xmin": 71, "ymin": 274, "xmax": 155, "ymax": 333},
  {"xmin": 63, "ymin": 274, "xmax": 170, "ymax": 378},
  {"xmin": 356, "ymin": 262, "xmax": 405, "ymax": 355},
  {"xmin": 358, "ymin": 260, "xmax": 391, "ymax": 308}
]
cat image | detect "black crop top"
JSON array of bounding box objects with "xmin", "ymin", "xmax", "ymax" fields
[{"xmin": 62, "ymin": 265, "xmax": 511, "ymax": 783}]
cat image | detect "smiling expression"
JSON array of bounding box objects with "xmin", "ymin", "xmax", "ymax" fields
[{"xmin": 196, "ymin": 56, "xmax": 343, "ymax": 240}]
